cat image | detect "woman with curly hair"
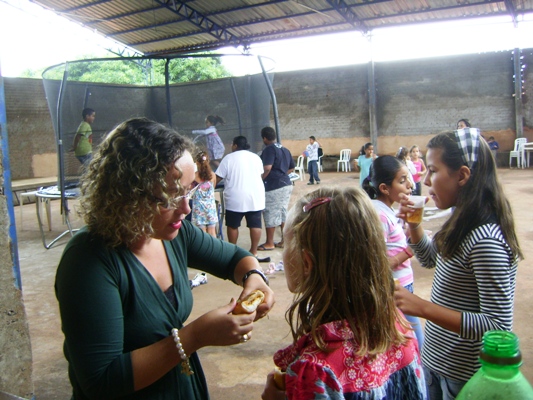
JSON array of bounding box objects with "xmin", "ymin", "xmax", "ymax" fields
[{"xmin": 55, "ymin": 118, "xmax": 274, "ymax": 399}]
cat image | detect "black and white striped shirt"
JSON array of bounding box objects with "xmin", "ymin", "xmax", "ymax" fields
[{"xmin": 410, "ymin": 223, "xmax": 517, "ymax": 382}]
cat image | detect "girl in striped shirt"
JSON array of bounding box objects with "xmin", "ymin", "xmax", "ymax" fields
[{"xmin": 395, "ymin": 128, "xmax": 522, "ymax": 400}]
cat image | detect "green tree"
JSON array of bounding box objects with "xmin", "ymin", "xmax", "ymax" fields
[
  {"xmin": 157, "ymin": 56, "xmax": 231, "ymax": 84},
  {"xmin": 41, "ymin": 54, "xmax": 232, "ymax": 85}
]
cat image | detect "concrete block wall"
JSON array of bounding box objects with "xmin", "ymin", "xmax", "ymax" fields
[
  {"xmin": 4, "ymin": 78, "xmax": 57, "ymax": 180},
  {"xmin": 4, "ymin": 49, "xmax": 533, "ymax": 179},
  {"xmin": 273, "ymin": 51, "xmax": 531, "ymax": 159}
]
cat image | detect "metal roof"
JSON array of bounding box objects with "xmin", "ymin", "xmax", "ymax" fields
[{"xmin": 31, "ymin": 0, "xmax": 533, "ymax": 56}]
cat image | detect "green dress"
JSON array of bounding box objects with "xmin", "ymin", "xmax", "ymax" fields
[{"xmin": 55, "ymin": 221, "xmax": 250, "ymax": 399}]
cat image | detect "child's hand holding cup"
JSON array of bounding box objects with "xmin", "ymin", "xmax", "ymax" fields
[{"xmin": 406, "ymin": 195, "xmax": 427, "ymax": 224}]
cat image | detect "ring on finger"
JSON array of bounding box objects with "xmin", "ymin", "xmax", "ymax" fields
[{"xmin": 241, "ymin": 333, "xmax": 250, "ymax": 343}]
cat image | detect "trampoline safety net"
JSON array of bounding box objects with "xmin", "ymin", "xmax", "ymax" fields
[{"xmin": 42, "ymin": 55, "xmax": 276, "ymax": 195}]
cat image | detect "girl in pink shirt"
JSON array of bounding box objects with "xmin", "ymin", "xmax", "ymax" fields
[
  {"xmin": 362, "ymin": 155, "xmax": 425, "ymax": 350},
  {"xmin": 410, "ymin": 145, "xmax": 427, "ymax": 195}
]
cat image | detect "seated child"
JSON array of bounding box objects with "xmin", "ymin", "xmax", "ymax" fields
[{"xmin": 261, "ymin": 187, "xmax": 426, "ymax": 400}]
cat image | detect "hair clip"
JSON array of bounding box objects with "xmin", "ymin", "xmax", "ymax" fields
[
  {"xmin": 201, "ymin": 156, "xmax": 207, "ymax": 161},
  {"xmin": 303, "ymin": 197, "xmax": 333, "ymax": 213}
]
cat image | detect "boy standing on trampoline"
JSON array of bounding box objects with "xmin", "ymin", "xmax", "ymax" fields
[{"xmin": 72, "ymin": 108, "xmax": 96, "ymax": 166}]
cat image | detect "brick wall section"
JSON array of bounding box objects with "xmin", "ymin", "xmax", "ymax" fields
[
  {"xmin": 4, "ymin": 49, "xmax": 533, "ymax": 178},
  {"xmin": 376, "ymin": 52, "xmax": 515, "ymax": 136},
  {"xmin": 4, "ymin": 78, "xmax": 56, "ymax": 180},
  {"xmin": 273, "ymin": 64, "xmax": 369, "ymax": 140}
]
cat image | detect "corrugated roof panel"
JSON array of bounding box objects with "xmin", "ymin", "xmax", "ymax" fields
[{"xmin": 30, "ymin": 0, "xmax": 533, "ymax": 55}]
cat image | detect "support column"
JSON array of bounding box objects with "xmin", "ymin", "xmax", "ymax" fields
[
  {"xmin": 0, "ymin": 63, "xmax": 34, "ymax": 398},
  {"xmin": 513, "ymin": 48, "xmax": 523, "ymax": 138},
  {"xmin": 367, "ymin": 58, "xmax": 378, "ymax": 152}
]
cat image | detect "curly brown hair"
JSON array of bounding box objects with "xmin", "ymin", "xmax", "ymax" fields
[{"xmin": 79, "ymin": 118, "xmax": 193, "ymax": 248}]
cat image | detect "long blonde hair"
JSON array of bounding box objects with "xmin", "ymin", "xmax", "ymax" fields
[{"xmin": 285, "ymin": 186, "xmax": 409, "ymax": 355}]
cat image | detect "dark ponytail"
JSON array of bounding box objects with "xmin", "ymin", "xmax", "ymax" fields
[
  {"xmin": 207, "ymin": 115, "xmax": 225, "ymax": 126},
  {"xmin": 362, "ymin": 155, "xmax": 403, "ymax": 200},
  {"xmin": 362, "ymin": 174, "xmax": 379, "ymax": 199},
  {"xmin": 360, "ymin": 142, "xmax": 373, "ymax": 156}
]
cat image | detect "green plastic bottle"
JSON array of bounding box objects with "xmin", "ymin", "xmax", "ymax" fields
[{"xmin": 457, "ymin": 330, "xmax": 533, "ymax": 399}]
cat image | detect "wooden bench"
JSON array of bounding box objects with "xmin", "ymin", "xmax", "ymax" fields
[
  {"xmin": 11, "ymin": 177, "xmax": 57, "ymax": 230},
  {"xmin": 11, "ymin": 177, "xmax": 58, "ymax": 206}
]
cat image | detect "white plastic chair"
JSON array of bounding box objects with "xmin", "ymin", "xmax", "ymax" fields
[
  {"xmin": 509, "ymin": 138, "xmax": 527, "ymax": 168},
  {"xmin": 294, "ymin": 155, "xmax": 305, "ymax": 181},
  {"xmin": 337, "ymin": 149, "xmax": 351, "ymax": 172}
]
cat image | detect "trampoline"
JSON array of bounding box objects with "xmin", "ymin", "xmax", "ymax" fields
[{"xmin": 41, "ymin": 54, "xmax": 279, "ymax": 248}]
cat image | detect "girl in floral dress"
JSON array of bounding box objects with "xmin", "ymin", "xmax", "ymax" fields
[
  {"xmin": 261, "ymin": 187, "xmax": 426, "ymax": 400},
  {"xmin": 192, "ymin": 151, "xmax": 219, "ymax": 237}
]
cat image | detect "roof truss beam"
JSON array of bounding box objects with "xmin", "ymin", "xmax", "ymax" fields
[
  {"xmin": 326, "ymin": 0, "xmax": 369, "ymax": 33},
  {"xmin": 504, "ymin": 0, "xmax": 518, "ymax": 26},
  {"xmin": 154, "ymin": 0, "xmax": 241, "ymax": 46}
]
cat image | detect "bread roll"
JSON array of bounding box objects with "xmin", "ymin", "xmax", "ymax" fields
[
  {"xmin": 233, "ymin": 290, "xmax": 265, "ymax": 314},
  {"xmin": 273, "ymin": 367, "xmax": 286, "ymax": 390}
]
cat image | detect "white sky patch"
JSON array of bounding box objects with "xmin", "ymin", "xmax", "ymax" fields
[{"xmin": 1, "ymin": 0, "xmax": 533, "ymax": 77}]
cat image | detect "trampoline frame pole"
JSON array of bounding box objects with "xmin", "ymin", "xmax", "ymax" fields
[
  {"xmin": 165, "ymin": 59, "xmax": 172, "ymax": 127},
  {"xmin": 258, "ymin": 56, "xmax": 280, "ymax": 143}
]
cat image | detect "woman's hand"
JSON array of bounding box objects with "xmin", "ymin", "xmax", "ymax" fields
[
  {"xmin": 394, "ymin": 283, "xmax": 424, "ymax": 318},
  {"xmin": 186, "ymin": 298, "xmax": 256, "ymax": 350},
  {"xmin": 394, "ymin": 282, "xmax": 462, "ymax": 334},
  {"xmin": 261, "ymin": 370, "xmax": 286, "ymax": 400},
  {"xmin": 396, "ymin": 193, "xmax": 415, "ymax": 222},
  {"xmin": 235, "ymin": 256, "xmax": 276, "ymax": 321},
  {"xmin": 241, "ymin": 274, "xmax": 275, "ymax": 321}
]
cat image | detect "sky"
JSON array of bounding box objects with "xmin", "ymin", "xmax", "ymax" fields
[{"xmin": 2, "ymin": 0, "xmax": 533, "ymax": 78}]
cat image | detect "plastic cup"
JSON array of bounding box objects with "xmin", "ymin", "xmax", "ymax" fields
[{"xmin": 406, "ymin": 195, "xmax": 426, "ymax": 224}]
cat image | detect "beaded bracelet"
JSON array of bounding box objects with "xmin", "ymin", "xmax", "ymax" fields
[{"xmin": 171, "ymin": 328, "xmax": 194, "ymax": 376}]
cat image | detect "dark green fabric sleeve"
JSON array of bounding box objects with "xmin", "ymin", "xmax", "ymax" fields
[{"xmin": 55, "ymin": 228, "xmax": 135, "ymax": 398}]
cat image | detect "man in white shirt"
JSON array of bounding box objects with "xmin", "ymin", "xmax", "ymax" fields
[
  {"xmin": 216, "ymin": 136, "xmax": 269, "ymax": 262},
  {"xmin": 304, "ymin": 135, "xmax": 321, "ymax": 185}
]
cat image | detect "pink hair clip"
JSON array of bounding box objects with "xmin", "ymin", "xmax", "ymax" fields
[{"xmin": 303, "ymin": 197, "xmax": 333, "ymax": 213}]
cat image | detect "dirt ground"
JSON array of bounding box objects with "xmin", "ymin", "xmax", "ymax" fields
[{"xmin": 15, "ymin": 169, "xmax": 533, "ymax": 399}]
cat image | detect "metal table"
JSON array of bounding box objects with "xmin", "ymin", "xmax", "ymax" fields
[{"xmin": 35, "ymin": 186, "xmax": 79, "ymax": 249}]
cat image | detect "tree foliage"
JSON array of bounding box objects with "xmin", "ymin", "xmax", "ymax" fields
[{"xmin": 39, "ymin": 54, "xmax": 232, "ymax": 85}]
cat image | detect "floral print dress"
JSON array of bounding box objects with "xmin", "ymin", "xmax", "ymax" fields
[
  {"xmin": 191, "ymin": 180, "xmax": 218, "ymax": 227},
  {"xmin": 274, "ymin": 320, "xmax": 426, "ymax": 399}
]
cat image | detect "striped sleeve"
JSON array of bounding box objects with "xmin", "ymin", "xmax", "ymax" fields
[
  {"xmin": 408, "ymin": 233, "xmax": 438, "ymax": 270},
  {"xmin": 419, "ymin": 223, "xmax": 518, "ymax": 382},
  {"xmin": 459, "ymin": 229, "xmax": 517, "ymax": 340}
]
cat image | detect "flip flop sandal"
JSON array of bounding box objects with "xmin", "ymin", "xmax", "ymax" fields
[
  {"xmin": 274, "ymin": 242, "xmax": 284, "ymax": 249},
  {"xmin": 255, "ymin": 256, "xmax": 271, "ymax": 263},
  {"xmin": 257, "ymin": 244, "xmax": 275, "ymax": 251}
]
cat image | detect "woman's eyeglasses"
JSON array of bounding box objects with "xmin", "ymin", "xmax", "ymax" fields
[{"xmin": 153, "ymin": 184, "xmax": 200, "ymax": 209}]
